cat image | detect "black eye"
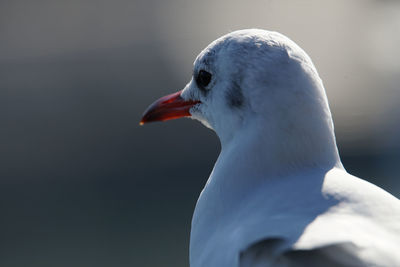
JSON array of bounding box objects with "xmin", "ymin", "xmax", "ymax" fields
[{"xmin": 196, "ymin": 70, "xmax": 212, "ymax": 89}]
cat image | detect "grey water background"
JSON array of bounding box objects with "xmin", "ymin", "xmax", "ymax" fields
[{"xmin": 0, "ymin": 0, "xmax": 399, "ymax": 266}]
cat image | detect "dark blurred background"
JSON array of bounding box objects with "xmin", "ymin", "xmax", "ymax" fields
[{"xmin": 0, "ymin": 0, "xmax": 399, "ymax": 266}]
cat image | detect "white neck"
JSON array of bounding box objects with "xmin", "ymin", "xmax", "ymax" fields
[
  {"xmin": 226, "ymin": 118, "xmax": 340, "ymax": 173},
  {"xmin": 190, "ymin": 89, "xmax": 343, "ymax": 266},
  {"xmin": 222, "ymin": 106, "xmax": 341, "ymax": 172}
]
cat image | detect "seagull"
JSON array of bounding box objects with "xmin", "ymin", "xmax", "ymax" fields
[{"xmin": 140, "ymin": 29, "xmax": 400, "ymax": 267}]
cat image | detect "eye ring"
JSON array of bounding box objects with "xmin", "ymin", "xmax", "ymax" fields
[{"xmin": 196, "ymin": 70, "xmax": 212, "ymax": 90}]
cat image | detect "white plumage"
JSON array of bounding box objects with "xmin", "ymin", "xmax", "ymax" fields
[{"xmin": 144, "ymin": 29, "xmax": 400, "ymax": 266}]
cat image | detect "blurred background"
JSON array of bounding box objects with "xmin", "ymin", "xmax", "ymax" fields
[{"xmin": 0, "ymin": 0, "xmax": 399, "ymax": 266}]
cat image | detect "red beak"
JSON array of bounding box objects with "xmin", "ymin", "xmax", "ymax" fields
[{"xmin": 140, "ymin": 90, "xmax": 201, "ymax": 125}]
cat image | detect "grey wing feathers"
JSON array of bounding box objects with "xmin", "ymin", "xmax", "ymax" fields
[{"xmin": 239, "ymin": 238, "xmax": 365, "ymax": 267}]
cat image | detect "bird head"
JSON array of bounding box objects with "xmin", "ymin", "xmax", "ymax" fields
[{"xmin": 141, "ymin": 29, "xmax": 336, "ymax": 152}]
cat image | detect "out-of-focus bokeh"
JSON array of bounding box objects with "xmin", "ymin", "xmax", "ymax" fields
[{"xmin": 0, "ymin": 0, "xmax": 399, "ymax": 266}]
